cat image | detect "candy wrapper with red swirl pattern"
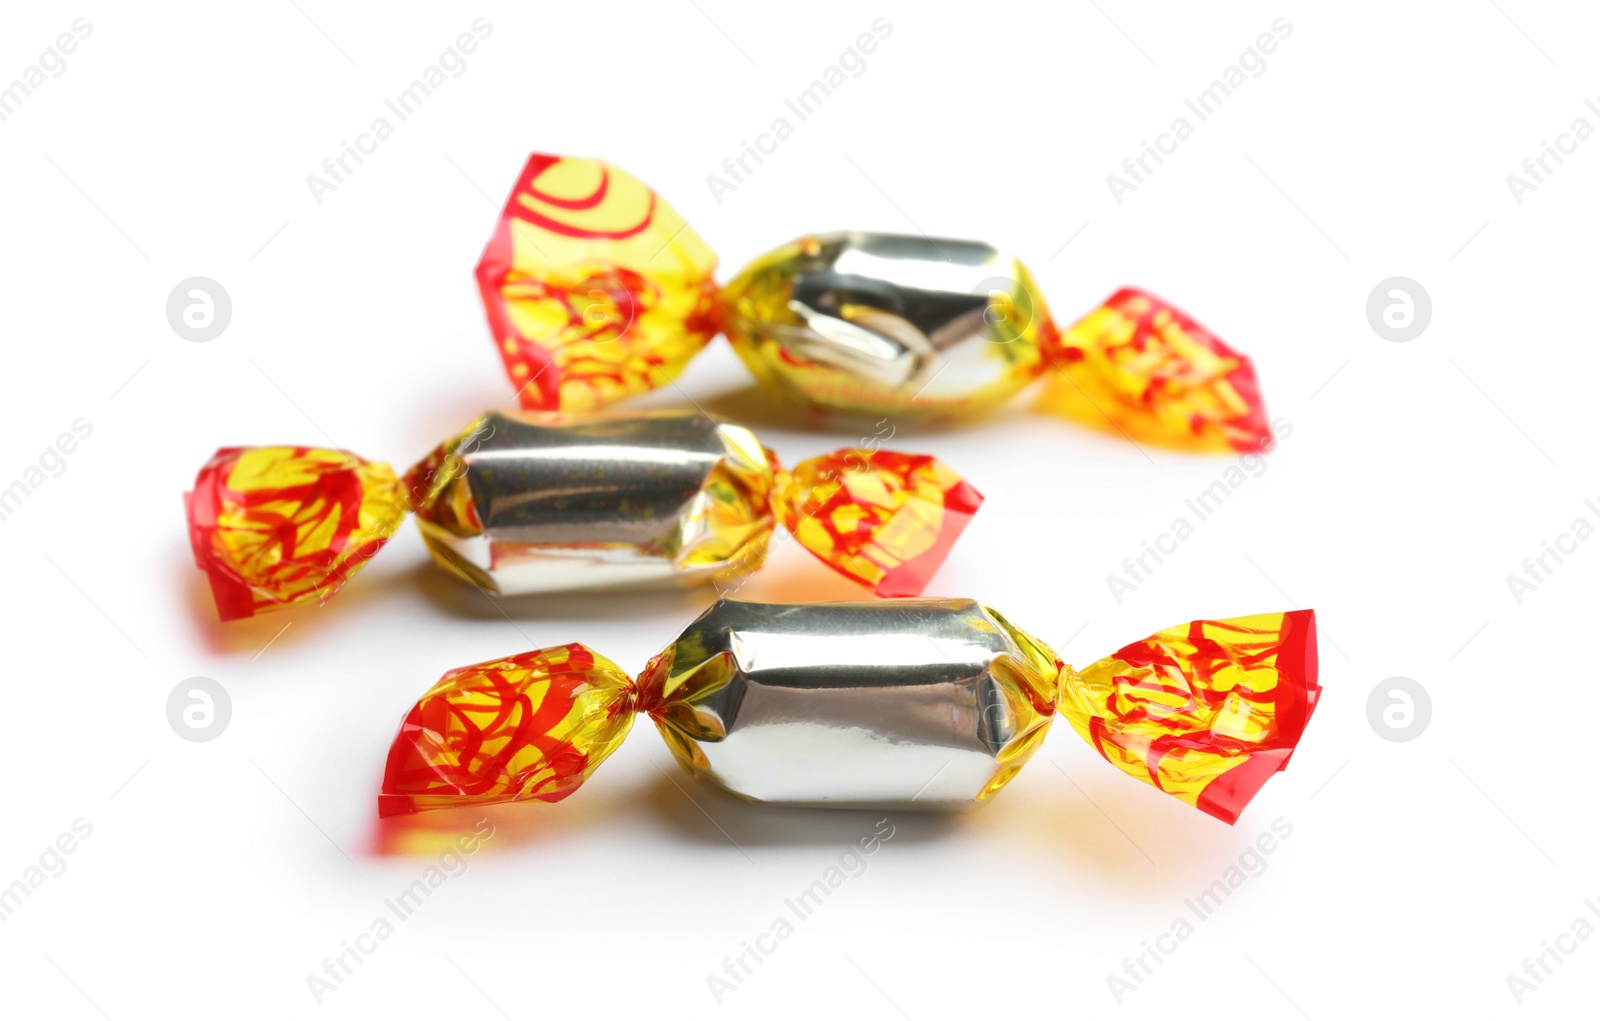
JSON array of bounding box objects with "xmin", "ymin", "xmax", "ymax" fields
[
  {"xmin": 477, "ymin": 153, "xmax": 1271, "ymax": 452},
  {"xmin": 382, "ymin": 600, "xmax": 1319, "ymax": 825},
  {"xmin": 185, "ymin": 409, "xmax": 981, "ymax": 622}
]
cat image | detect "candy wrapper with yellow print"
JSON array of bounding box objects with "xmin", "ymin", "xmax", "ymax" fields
[
  {"xmin": 476, "ymin": 154, "xmax": 719, "ymax": 411},
  {"xmin": 184, "ymin": 410, "xmax": 981, "ymax": 622},
  {"xmin": 381, "ymin": 600, "xmax": 1319, "ymax": 824},
  {"xmin": 478, "ymin": 152, "xmax": 1272, "ymax": 453},
  {"xmin": 185, "ymin": 447, "xmax": 406, "ymax": 621}
]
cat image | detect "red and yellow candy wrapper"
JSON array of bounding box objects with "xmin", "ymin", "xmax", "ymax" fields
[
  {"xmin": 185, "ymin": 447, "xmax": 406, "ymax": 620},
  {"xmin": 1039, "ymin": 288, "xmax": 1270, "ymax": 453},
  {"xmin": 772, "ymin": 448, "xmax": 982, "ymax": 598},
  {"xmin": 475, "ymin": 154, "xmax": 720, "ymax": 411},
  {"xmin": 381, "ymin": 600, "xmax": 1319, "ymax": 825},
  {"xmin": 184, "ymin": 411, "xmax": 981, "ymax": 622},
  {"xmin": 478, "ymin": 153, "xmax": 1273, "ymax": 453}
]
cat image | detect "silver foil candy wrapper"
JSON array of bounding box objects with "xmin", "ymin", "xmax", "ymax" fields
[
  {"xmin": 648, "ymin": 598, "xmax": 1057, "ymax": 809},
  {"xmin": 409, "ymin": 410, "xmax": 775, "ymax": 596},
  {"xmin": 721, "ymin": 231, "xmax": 1052, "ymax": 414}
]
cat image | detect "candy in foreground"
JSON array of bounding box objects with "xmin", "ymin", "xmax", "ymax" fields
[
  {"xmin": 184, "ymin": 411, "xmax": 981, "ymax": 620},
  {"xmin": 381, "ymin": 600, "xmax": 1319, "ymax": 824},
  {"xmin": 480, "ymin": 153, "xmax": 1273, "ymax": 452}
]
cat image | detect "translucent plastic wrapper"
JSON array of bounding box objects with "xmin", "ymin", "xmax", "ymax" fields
[
  {"xmin": 184, "ymin": 411, "xmax": 981, "ymax": 621},
  {"xmin": 477, "ymin": 153, "xmax": 1271, "ymax": 452},
  {"xmin": 381, "ymin": 600, "xmax": 1320, "ymax": 825}
]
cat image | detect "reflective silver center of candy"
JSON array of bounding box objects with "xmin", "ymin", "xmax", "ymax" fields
[
  {"xmin": 654, "ymin": 598, "xmax": 1056, "ymax": 809},
  {"xmin": 416, "ymin": 410, "xmax": 770, "ymax": 595},
  {"xmin": 784, "ymin": 234, "xmax": 1006, "ymax": 389}
]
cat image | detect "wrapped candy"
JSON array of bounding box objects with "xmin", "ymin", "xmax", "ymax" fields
[
  {"xmin": 184, "ymin": 410, "xmax": 981, "ymax": 621},
  {"xmin": 477, "ymin": 153, "xmax": 1271, "ymax": 452},
  {"xmin": 381, "ymin": 599, "xmax": 1319, "ymax": 825}
]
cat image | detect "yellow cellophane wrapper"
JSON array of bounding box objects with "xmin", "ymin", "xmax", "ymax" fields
[
  {"xmin": 1039, "ymin": 289, "xmax": 1272, "ymax": 453},
  {"xmin": 1054, "ymin": 610, "xmax": 1319, "ymax": 823},
  {"xmin": 477, "ymin": 154, "xmax": 721, "ymax": 412},
  {"xmin": 969, "ymin": 606, "xmax": 1062, "ymax": 802},
  {"xmin": 400, "ymin": 416, "xmax": 484, "ymax": 540},
  {"xmin": 667, "ymin": 428, "xmax": 778, "ymax": 577},
  {"xmin": 186, "ymin": 446, "xmax": 406, "ymax": 620},
  {"xmin": 774, "ymin": 448, "xmax": 984, "ymax": 597}
]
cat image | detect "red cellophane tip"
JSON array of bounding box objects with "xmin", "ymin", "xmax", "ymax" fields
[
  {"xmin": 378, "ymin": 792, "xmax": 420, "ymax": 819},
  {"xmin": 1195, "ymin": 609, "xmax": 1321, "ymax": 824},
  {"xmin": 873, "ymin": 476, "xmax": 984, "ymax": 597},
  {"xmin": 187, "ymin": 450, "xmax": 256, "ymax": 621}
]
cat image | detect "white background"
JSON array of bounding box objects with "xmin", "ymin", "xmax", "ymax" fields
[{"xmin": 1, "ymin": 1, "xmax": 1594, "ymax": 1017}]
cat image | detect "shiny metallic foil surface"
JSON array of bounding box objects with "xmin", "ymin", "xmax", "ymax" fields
[
  {"xmin": 640, "ymin": 598, "xmax": 1060, "ymax": 809},
  {"xmin": 720, "ymin": 231, "xmax": 1055, "ymax": 415},
  {"xmin": 407, "ymin": 410, "xmax": 775, "ymax": 595}
]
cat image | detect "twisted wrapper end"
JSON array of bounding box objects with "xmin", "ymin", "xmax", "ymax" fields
[
  {"xmin": 185, "ymin": 446, "xmax": 405, "ymax": 621},
  {"xmin": 379, "ymin": 644, "xmax": 639, "ymax": 818},
  {"xmin": 1057, "ymin": 609, "xmax": 1320, "ymax": 823},
  {"xmin": 774, "ymin": 448, "xmax": 983, "ymax": 598},
  {"xmin": 1040, "ymin": 288, "xmax": 1272, "ymax": 454}
]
